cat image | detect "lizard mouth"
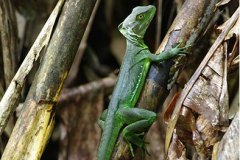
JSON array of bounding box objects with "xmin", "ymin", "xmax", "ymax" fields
[{"xmin": 146, "ymin": 5, "xmax": 156, "ymax": 22}]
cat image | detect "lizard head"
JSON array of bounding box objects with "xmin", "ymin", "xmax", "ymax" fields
[{"xmin": 118, "ymin": 5, "xmax": 156, "ymax": 40}]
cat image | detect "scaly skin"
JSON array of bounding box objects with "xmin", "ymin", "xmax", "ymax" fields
[{"xmin": 97, "ymin": 5, "xmax": 187, "ymax": 160}]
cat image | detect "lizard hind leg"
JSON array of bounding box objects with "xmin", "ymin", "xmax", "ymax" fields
[
  {"xmin": 117, "ymin": 107, "xmax": 157, "ymax": 157},
  {"xmin": 123, "ymin": 120, "xmax": 152, "ymax": 157}
]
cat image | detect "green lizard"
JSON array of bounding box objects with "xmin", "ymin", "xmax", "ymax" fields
[{"xmin": 97, "ymin": 5, "xmax": 187, "ymax": 160}]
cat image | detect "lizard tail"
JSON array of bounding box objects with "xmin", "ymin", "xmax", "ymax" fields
[{"xmin": 97, "ymin": 121, "xmax": 122, "ymax": 160}]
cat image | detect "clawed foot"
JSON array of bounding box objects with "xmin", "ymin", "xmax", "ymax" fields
[
  {"xmin": 172, "ymin": 43, "xmax": 191, "ymax": 56},
  {"xmin": 127, "ymin": 138, "xmax": 151, "ymax": 158},
  {"xmin": 159, "ymin": 43, "xmax": 191, "ymax": 60}
]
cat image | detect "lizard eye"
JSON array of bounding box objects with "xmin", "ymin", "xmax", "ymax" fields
[{"xmin": 137, "ymin": 14, "xmax": 145, "ymax": 20}]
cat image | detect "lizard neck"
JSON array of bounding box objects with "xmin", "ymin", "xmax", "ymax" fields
[{"xmin": 121, "ymin": 29, "xmax": 147, "ymax": 49}]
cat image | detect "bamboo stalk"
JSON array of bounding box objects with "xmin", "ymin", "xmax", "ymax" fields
[
  {"xmin": 1, "ymin": 0, "xmax": 96, "ymax": 159},
  {"xmin": 0, "ymin": 0, "xmax": 65, "ymax": 135}
]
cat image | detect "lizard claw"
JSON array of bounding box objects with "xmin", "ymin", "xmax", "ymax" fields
[
  {"xmin": 127, "ymin": 139, "xmax": 151, "ymax": 158},
  {"xmin": 173, "ymin": 43, "xmax": 191, "ymax": 56},
  {"xmin": 128, "ymin": 142, "xmax": 135, "ymax": 157}
]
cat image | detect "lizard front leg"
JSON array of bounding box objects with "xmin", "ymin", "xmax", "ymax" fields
[
  {"xmin": 134, "ymin": 44, "xmax": 189, "ymax": 64},
  {"xmin": 148, "ymin": 44, "xmax": 189, "ymax": 62}
]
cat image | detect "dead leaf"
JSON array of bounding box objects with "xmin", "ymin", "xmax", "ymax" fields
[
  {"xmin": 167, "ymin": 131, "xmax": 188, "ymax": 160},
  {"xmin": 164, "ymin": 93, "xmax": 180, "ymax": 123},
  {"xmin": 165, "ymin": 8, "xmax": 238, "ymax": 154},
  {"xmin": 183, "ymin": 44, "xmax": 229, "ymax": 126},
  {"xmin": 196, "ymin": 116, "xmax": 221, "ymax": 148}
]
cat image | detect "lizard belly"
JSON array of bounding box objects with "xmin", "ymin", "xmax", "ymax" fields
[{"xmin": 118, "ymin": 58, "xmax": 150, "ymax": 106}]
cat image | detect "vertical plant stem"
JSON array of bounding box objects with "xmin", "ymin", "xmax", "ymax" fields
[{"xmin": 1, "ymin": 0, "xmax": 96, "ymax": 159}]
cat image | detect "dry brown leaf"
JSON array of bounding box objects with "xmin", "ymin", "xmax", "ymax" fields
[
  {"xmin": 196, "ymin": 116, "xmax": 221, "ymax": 148},
  {"xmin": 167, "ymin": 131, "xmax": 188, "ymax": 160},
  {"xmin": 165, "ymin": 9, "xmax": 240, "ymax": 157},
  {"xmin": 164, "ymin": 93, "xmax": 180, "ymax": 123},
  {"xmin": 183, "ymin": 44, "xmax": 229, "ymax": 126},
  {"xmin": 168, "ymin": 44, "xmax": 229, "ymax": 158},
  {"xmin": 165, "ymin": 9, "xmax": 238, "ymax": 154}
]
